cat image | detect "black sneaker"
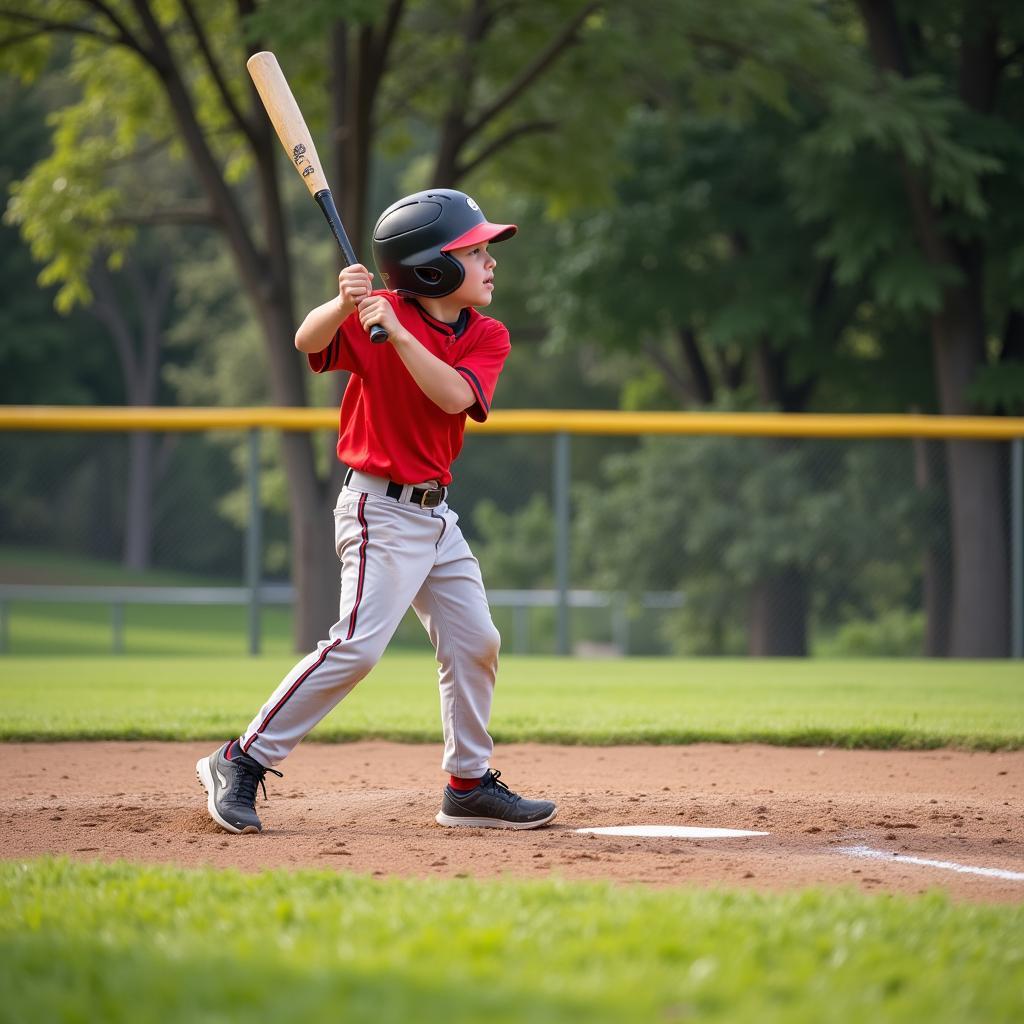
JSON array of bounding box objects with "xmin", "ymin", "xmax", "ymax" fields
[
  {"xmin": 196, "ymin": 742, "xmax": 282, "ymax": 834},
  {"xmin": 435, "ymin": 770, "xmax": 557, "ymax": 830}
]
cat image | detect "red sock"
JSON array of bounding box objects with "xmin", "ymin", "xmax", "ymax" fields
[{"xmin": 449, "ymin": 774, "xmax": 483, "ymax": 791}]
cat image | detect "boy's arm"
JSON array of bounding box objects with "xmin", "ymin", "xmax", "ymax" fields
[
  {"xmin": 295, "ymin": 265, "xmax": 373, "ymax": 354},
  {"xmin": 294, "ymin": 295, "xmax": 347, "ymax": 354},
  {"xmin": 355, "ymin": 295, "xmax": 474, "ymax": 414},
  {"xmin": 391, "ymin": 330, "xmax": 476, "ymax": 414}
]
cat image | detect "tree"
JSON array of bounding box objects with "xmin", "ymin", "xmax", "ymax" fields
[
  {"xmin": 795, "ymin": 0, "xmax": 1024, "ymax": 655},
  {"xmin": 534, "ymin": 102, "xmax": 885, "ymax": 653},
  {"xmin": 535, "ymin": 2, "xmax": 1024, "ymax": 655},
  {"xmin": 1, "ymin": 0, "xmax": 620, "ymax": 648}
]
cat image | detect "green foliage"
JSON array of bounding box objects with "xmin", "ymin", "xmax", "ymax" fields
[
  {"xmin": 2, "ymin": 1, "xmax": 257, "ymax": 311},
  {"xmin": 809, "ymin": 73, "xmax": 1001, "ymax": 214},
  {"xmin": 817, "ymin": 609, "xmax": 925, "ymax": 659},
  {"xmin": 530, "ymin": 0, "xmax": 1024, "ymax": 418},
  {"xmin": 0, "ymin": 0, "xmax": 637, "ymax": 316},
  {"xmin": 0, "ymin": 75, "xmax": 118, "ymax": 398},
  {"xmin": 5, "ymin": 49, "xmax": 163, "ymax": 309},
  {"xmin": 789, "ymin": 76, "xmax": 994, "ymax": 317},
  {"xmin": 369, "ymin": 0, "xmax": 631, "ymax": 205},
  {"xmin": 786, "ymin": 3, "xmax": 1024, "ymax": 411},
  {"xmin": 970, "ymin": 361, "xmax": 1024, "ymax": 414},
  {"xmin": 533, "ymin": 100, "xmax": 885, "ymax": 410},
  {"xmin": 0, "ymin": 15, "xmax": 53, "ymax": 82},
  {"xmin": 1, "ymin": 654, "xmax": 1021, "ymax": 749},
  {"xmin": 572, "ymin": 432, "xmax": 937, "ymax": 654},
  {"xmin": 474, "ymin": 494, "xmax": 554, "ymax": 589},
  {"xmin": 3, "ymin": 859, "xmax": 1023, "ymax": 1024}
]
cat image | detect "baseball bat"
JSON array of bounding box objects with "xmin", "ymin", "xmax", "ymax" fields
[{"xmin": 246, "ymin": 50, "xmax": 388, "ymax": 344}]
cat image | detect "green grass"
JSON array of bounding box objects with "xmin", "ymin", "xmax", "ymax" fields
[
  {"xmin": 0, "ymin": 602, "xmax": 299, "ymax": 655},
  {"xmin": 0, "ymin": 544, "xmax": 231, "ymax": 587},
  {"xmin": 1, "ymin": 654, "xmax": 1021, "ymax": 749},
  {"xmin": 1, "ymin": 858, "xmax": 1021, "ymax": 1024}
]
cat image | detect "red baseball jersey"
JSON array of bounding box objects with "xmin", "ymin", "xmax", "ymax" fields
[{"xmin": 308, "ymin": 291, "xmax": 510, "ymax": 485}]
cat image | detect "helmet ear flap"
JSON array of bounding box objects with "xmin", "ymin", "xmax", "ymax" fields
[
  {"xmin": 414, "ymin": 267, "xmax": 443, "ymax": 286},
  {"xmin": 403, "ymin": 252, "xmax": 464, "ymax": 297}
]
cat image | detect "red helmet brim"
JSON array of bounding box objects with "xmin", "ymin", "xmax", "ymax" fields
[{"xmin": 440, "ymin": 221, "xmax": 518, "ymax": 252}]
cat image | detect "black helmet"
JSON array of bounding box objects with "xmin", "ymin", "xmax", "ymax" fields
[{"xmin": 372, "ymin": 188, "xmax": 517, "ymax": 298}]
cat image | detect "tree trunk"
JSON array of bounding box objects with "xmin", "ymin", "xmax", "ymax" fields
[
  {"xmin": 253, "ymin": 300, "xmax": 337, "ymax": 651},
  {"xmin": 127, "ymin": 5, "xmax": 332, "ymax": 649},
  {"xmin": 930, "ymin": 285, "xmax": 1009, "ymax": 656},
  {"xmin": 748, "ymin": 568, "xmax": 808, "ymax": 656},
  {"xmin": 88, "ymin": 255, "xmax": 171, "ymax": 574},
  {"xmin": 944, "ymin": 439, "xmax": 1007, "ymax": 655},
  {"xmin": 749, "ymin": 344, "xmax": 813, "ymax": 656},
  {"xmin": 856, "ymin": 0, "xmax": 1009, "ymax": 656}
]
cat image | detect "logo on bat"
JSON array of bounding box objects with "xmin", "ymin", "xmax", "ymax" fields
[
  {"xmin": 292, "ymin": 143, "xmax": 307, "ymax": 165},
  {"xmin": 302, "ymin": 165, "xmax": 316, "ymax": 176}
]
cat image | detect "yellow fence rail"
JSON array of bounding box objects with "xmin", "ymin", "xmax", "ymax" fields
[{"xmin": 2, "ymin": 405, "xmax": 1024, "ymax": 439}]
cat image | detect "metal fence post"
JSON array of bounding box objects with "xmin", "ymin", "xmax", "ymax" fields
[
  {"xmin": 1012, "ymin": 437, "xmax": 1023, "ymax": 659},
  {"xmin": 554, "ymin": 431, "xmax": 571, "ymax": 655},
  {"xmin": 246, "ymin": 428, "xmax": 263, "ymax": 656}
]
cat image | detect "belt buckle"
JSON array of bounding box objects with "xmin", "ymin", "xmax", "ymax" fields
[{"xmin": 419, "ymin": 488, "xmax": 443, "ymax": 509}]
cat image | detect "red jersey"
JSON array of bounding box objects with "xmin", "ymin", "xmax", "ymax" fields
[{"xmin": 308, "ymin": 291, "xmax": 510, "ymax": 485}]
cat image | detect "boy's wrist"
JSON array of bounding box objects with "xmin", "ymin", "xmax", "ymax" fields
[{"xmin": 387, "ymin": 326, "xmax": 416, "ymax": 348}]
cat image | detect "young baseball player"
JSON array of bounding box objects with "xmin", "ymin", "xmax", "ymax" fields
[{"xmin": 197, "ymin": 188, "xmax": 557, "ymax": 835}]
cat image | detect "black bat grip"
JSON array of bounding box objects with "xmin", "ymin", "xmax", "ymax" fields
[{"xmin": 314, "ymin": 189, "xmax": 389, "ymax": 344}]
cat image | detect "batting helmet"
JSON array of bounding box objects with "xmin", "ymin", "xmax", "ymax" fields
[{"xmin": 371, "ymin": 188, "xmax": 517, "ymax": 298}]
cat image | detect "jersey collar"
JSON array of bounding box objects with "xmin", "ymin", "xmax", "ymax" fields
[{"xmin": 409, "ymin": 298, "xmax": 475, "ymax": 339}]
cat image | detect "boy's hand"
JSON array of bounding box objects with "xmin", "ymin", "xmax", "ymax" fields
[
  {"xmin": 356, "ymin": 295, "xmax": 401, "ymax": 341},
  {"xmin": 338, "ymin": 264, "xmax": 374, "ymax": 314}
]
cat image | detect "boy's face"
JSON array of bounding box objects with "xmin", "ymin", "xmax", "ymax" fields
[{"xmin": 447, "ymin": 242, "xmax": 497, "ymax": 308}]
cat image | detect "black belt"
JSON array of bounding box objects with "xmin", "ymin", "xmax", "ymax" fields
[
  {"xmin": 344, "ymin": 468, "xmax": 446, "ymax": 508},
  {"xmin": 385, "ymin": 480, "xmax": 446, "ymax": 508}
]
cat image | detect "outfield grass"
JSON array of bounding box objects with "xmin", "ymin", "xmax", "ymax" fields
[
  {"xmin": 1, "ymin": 859, "xmax": 1021, "ymax": 1024},
  {"xmin": 0, "ymin": 602, "xmax": 299, "ymax": 656},
  {"xmin": 0, "ymin": 654, "xmax": 1020, "ymax": 749}
]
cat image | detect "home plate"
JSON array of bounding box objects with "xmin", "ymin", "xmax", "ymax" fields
[{"xmin": 576, "ymin": 825, "xmax": 770, "ymax": 839}]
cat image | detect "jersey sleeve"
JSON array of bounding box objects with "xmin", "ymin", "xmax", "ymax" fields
[
  {"xmin": 454, "ymin": 323, "xmax": 511, "ymax": 423},
  {"xmin": 306, "ymin": 309, "xmax": 368, "ymax": 376}
]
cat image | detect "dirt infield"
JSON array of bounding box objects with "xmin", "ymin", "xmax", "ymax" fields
[{"xmin": 1, "ymin": 741, "xmax": 1021, "ymax": 902}]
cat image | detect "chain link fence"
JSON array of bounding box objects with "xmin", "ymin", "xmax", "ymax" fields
[{"xmin": 1, "ymin": 412, "xmax": 1021, "ymax": 657}]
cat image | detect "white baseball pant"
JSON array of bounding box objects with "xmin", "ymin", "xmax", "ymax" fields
[{"xmin": 240, "ymin": 471, "xmax": 500, "ymax": 777}]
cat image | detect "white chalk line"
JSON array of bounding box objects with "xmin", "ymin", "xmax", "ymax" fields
[
  {"xmin": 576, "ymin": 825, "xmax": 769, "ymax": 839},
  {"xmin": 839, "ymin": 844, "xmax": 1024, "ymax": 882}
]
